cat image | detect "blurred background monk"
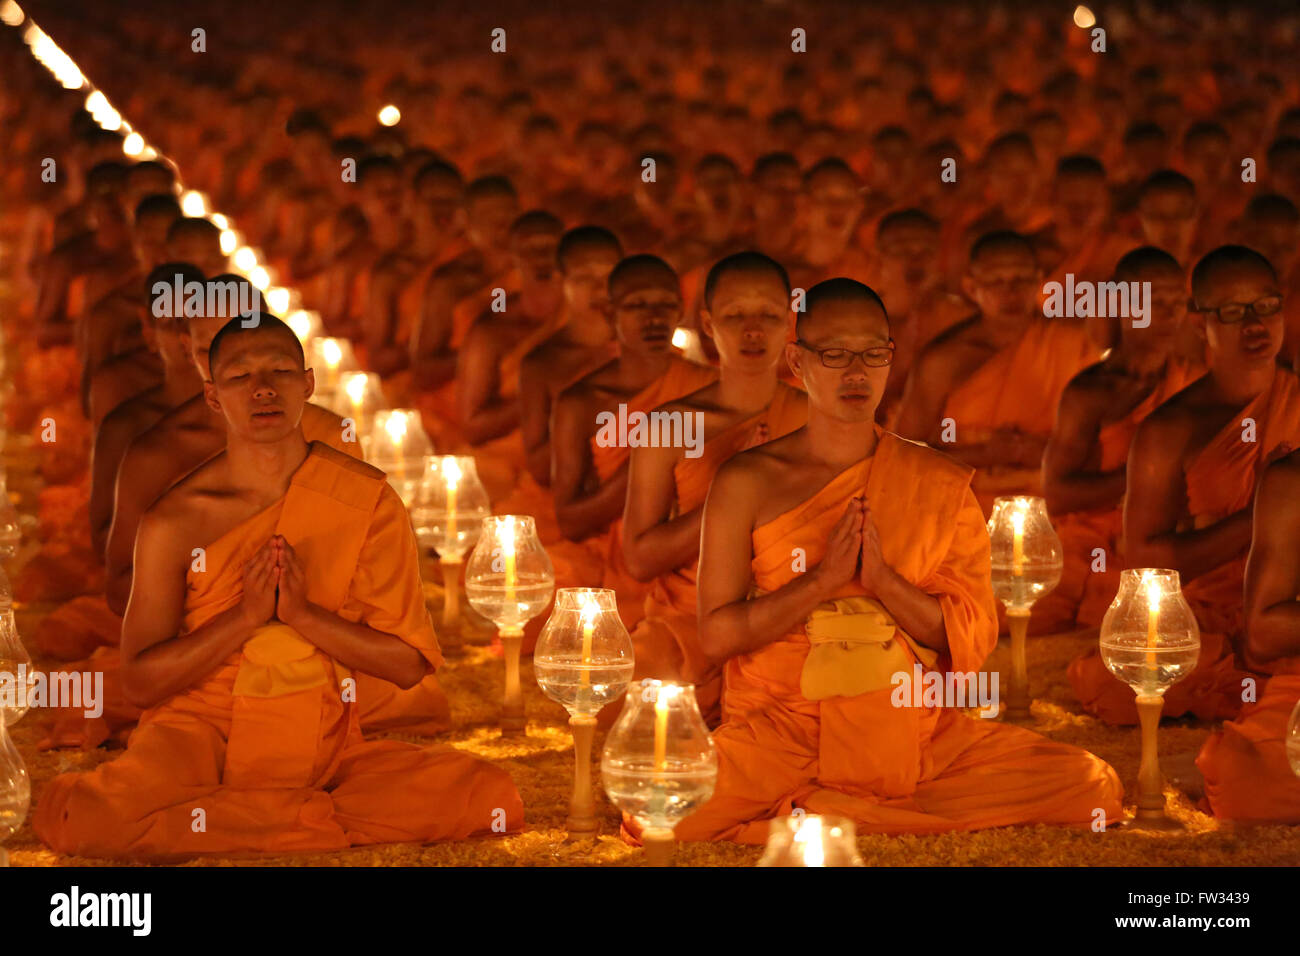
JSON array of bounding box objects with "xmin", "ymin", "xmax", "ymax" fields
[
  {"xmin": 35, "ymin": 316, "xmax": 522, "ymax": 859},
  {"xmin": 1198, "ymin": 447, "xmax": 1300, "ymax": 823},
  {"xmin": 671, "ymin": 278, "xmax": 1121, "ymax": 843},
  {"xmin": 551, "ymin": 254, "xmax": 715, "ymax": 627},
  {"xmin": 1069, "ymin": 246, "xmax": 1297, "ymax": 725},
  {"xmin": 896, "ymin": 229, "xmax": 1099, "ymax": 514},
  {"xmin": 1036, "ymin": 248, "xmax": 1202, "ymax": 634},
  {"xmin": 622, "ymin": 252, "xmax": 807, "ymax": 729}
]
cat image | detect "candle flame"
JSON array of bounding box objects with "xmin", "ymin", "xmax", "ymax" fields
[
  {"xmin": 122, "ymin": 131, "xmax": 145, "ymax": 157},
  {"xmin": 322, "ymin": 338, "xmax": 343, "ymax": 368},
  {"xmin": 345, "ymin": 372, "xmax": 368, "ymax": 406},
  {"xmin": 444, "ymin": 456, "xmax": 462, "ymax": 488},
  {"xmin": 378, "ymin": 104, "xmax": 402, "ymax": 126},
  {"xmin": 0, "ymin": 2, "xmax": 25, "ymax": 27},
  {"xmin": 383, "ymin": 410, "xmax": 408, "ymax": 443},
  {"xmin": 266, "ymin": 286, "xmax": 290, "ymax": 314},
  {"xmin": 579, "ymin": 591, "xmax": 599, "ymax": 628},
  {"xmin": 794, "ymin": 815, "xmax": 825, "ymax": 867},
  {"xmin": 219, "ymin": 229, "xmax": 238, "ymax": 255},
  {"xmin": 1144, "ymin": 572, "xmax": 1162, "ymax": 613},
  {"xmin": 285, "ymin": 310, "xmax": 313, "ymax": 342},
  {"xmin": 233, "ymin": 246, "xmax": 258, "ymax": 271},
  {"xmin": 248, "ymin": 265, "xmax": 271, "ymax": 291},
  {"xmin": 1073, "ymin": 5, "xmax": 1095, "ymax": 28},
  {"xmin": 671, "ymin": 327, "xmax": 689, "ymax": 350},
  {"xmin": 180, "ymin": 190, "xmax": 208, "ymax": 217},
  {"xmin": 500, "ymin": 516, "xmax": 516, "ymax": 556},
  {"xmin": 1010, "ymin": 509, "xmax": 1025, "ymax": 534}
]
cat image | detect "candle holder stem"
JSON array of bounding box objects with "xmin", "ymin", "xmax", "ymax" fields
[
  {"xmin": 641, "ymin": 826, "xmax": 676, "ymax": 866},
  {"xmin": 1129, "ymin": 693, "xmax": 1181, "ymax": 829},
  {"xmin": 1004, "ymin": 608, "xmax": 1032, "ymax": 722},
  {"xmin": 500, "ymin": 625, "xmax": 526, "ymax": 736},
  {"xmin": 440, "ymin": 557, "xmax": 462, "ymax": 649},
  {"xmin": 567, "ymin": 714, "xmax": 599, "ymax": 838}
]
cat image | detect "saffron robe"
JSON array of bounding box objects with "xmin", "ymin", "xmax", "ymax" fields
[
  {"xmin": 1034, "ymin": 359, "xmax": 1202, "ymax": 633},
  {"xmin": 674, "ymin": 431, "xmax": 1123, "ymax": 843},
  {"xmin": 628, "ymin": 386, "xmax": 806, "ymax": 728},
  {"xmin": 1068, "ymin": 371, "xmax": 1300, "ymax": 724},
  {"xmin": 34, "ymin": 444, "xmax": 521, "ymax": 859},
  {"xmin": 941, "ymin": 320, "xmax": 1100, "ymax": 515},
  {"xmin": 40, "ymin": 410, "xmax": 451, "ymax": 748},
  {"xmin": 587, "ymin": 359, "xmax": 718, "ymax": 629},
  {"xmin": 1197, "ymin": 659, "xmax": 1300, "ymax": 824}
]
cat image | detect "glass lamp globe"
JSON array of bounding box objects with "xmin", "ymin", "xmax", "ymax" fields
[
  {"xmin": 464, "ymin": 515, "xmax": 555, "ymax": 630},
  {"xmin": 758, "ymin": 814, "xmax": 865, "ymax": 867},
  {"xmin": 601, "ymin": 679, "xmax": 717, "ymax": 834},
  {"xmin": 0, "ymin": 582, "xmax": 34, "ymax": 727},
  {"xmin": 0, "ymin": 468, "xmax": 20, "ymax": 560},
  {"xmin": 412, "ymin": 456, "xmax": 490, "ymax": 560},
  {"xmin": 535, "ymin": 588, "xmax": 634, "ymax": 718},
  {"xmin": 333, "ymin": 371, "xmax": 387, "ymax": 434},
  {"xmin": 306, "ymin": 335, "xmax": 359, "ymax": 397},
  {"xmin": 366, "ymin": 409, "xmax": 434, "ymax": 507},
  {"xmin": 0, "ymin": 709, "xmax": 30, "ymax": 866},
  {"xmin": 988, "ymin": 495, "xmax": 1063, "ymax": 611},
  {"xmin": 1099, "ymin": 569, "xmax": 1200, "ymax": 697}
]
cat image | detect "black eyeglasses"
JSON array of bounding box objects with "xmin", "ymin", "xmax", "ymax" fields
[
  {"xmin": 1190, "ymin": 295, "xmax": 1283, "ymax": 324},
  {"xmin": 795, "ymin": 339, "xmax": 895, "ymax": 368}
]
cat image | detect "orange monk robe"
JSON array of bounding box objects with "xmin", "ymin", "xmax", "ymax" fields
[
  {"xmin": 628, "ymin": 387, "xmax": 806, "ymax": 729},
  {"xmin": 942, "ymin": 320, "xmax": 1100, "ymax": 515},
  {"xmin": 34, "ymin": 444, "xmax": 522, "ymax": 859},
  {"xmin": 1069, "ymin": 372, "xmax": 1300, "ymax": 725},
  {"xmin": 38, "ymin": 405, "xmax": 452, "ymax": 748},
  {"xmin": 673, "ymin": 430, "xmax": 1123, "ymax": 843},
  {"xmin": 1198, "ymin": 657, "xmax": 1300, "ymax": 824},
  {"xmin": 1033, "ymin": 359, "xmax": 1203, "ymax": 634},
  {"xmin": 588, "ymin": 360, "xmax": 718, "ymax": 629}
]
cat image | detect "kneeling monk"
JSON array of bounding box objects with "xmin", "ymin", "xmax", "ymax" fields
[
  {"xmin": 1197, "ymin": 448, "xmax": 1300, "ymax": 823},
  {"xmin": 674, "ymin": 279, "xmax": 1122, "ymax": 843},
  {"xmin": 35, "ymin": 317, "xmax": 522, "ymax": 860}
]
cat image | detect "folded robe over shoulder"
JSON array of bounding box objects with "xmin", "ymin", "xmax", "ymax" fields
[
  {"xmin": 674, "ymin": 430, "xmax": 1122, "ymax": 843},
  {"xmin": 1068, "ymin": 371, "xmax": 1300, "ymax": 725},
  {"xmin": 942, "ymin": 320, "xmax": 1100, "ymax": 515},
  {"xmin": 627, "ymin": 386, "xmax": 805, "ymax": 729},
  {"xmin": 35, "ymin": 443, "xmax": 520, "ymax": 859}
]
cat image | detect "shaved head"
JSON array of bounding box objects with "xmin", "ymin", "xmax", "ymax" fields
[
  {"xmin": 797, "ymin": 277, "xmax": 890, "ymax": 340},
  {"xmin": 608, "ymin": 254, "xmax": 678, "ymax": 301},
  {"xmin": 208, "ymin": 315, "xmax": 305, "ymax": 379},
  {"xmin": 1191, "ymin": 245, "xmax": 1278, "ymax": 302},
  {"xmin": 704, "ymin": 251, "xmax": 790, "ymax": 310}
]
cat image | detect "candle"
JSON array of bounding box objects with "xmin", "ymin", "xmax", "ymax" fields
[
  {"xmin": 344, "ymin": 372, "xmax": 367, "ymax": 424},
  {"xmin": 444, "ymin": 458, "xmax": 460, "ymax": 547},
  {"xmin": 654, "ymin": 685, "xmax": 671, "ymax": 778},
  {"xmin": 578, "ymin": 594, "xmax": 596, "ymax": 690},
  {"xmin": 384, "ymin": 412, "xmax": 408, "ymax": 483},
  {"xmin": 501, "ymin": 518, "xmax": 517, "ymax": 607},
  {"xmin": 1011, "ymin": 508, "xmax": 1025, "ymax": 577},
  {"xmin": 795, "ymin": 816, "xmax": 825, "ymax": 867},
  {"xmin": 321, "ymin": 338, "xmax": 343, "ymax": 388},
  {"xmin": 1145, "ymin": 573, "xmax": 1160, "ymax": 670}
]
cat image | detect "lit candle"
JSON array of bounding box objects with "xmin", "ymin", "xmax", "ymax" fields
[
  {"xmin": 384, "ymin": 411, "xmax": 407, "ymax": 482},
  {"xmin": 320, "ymin": 338, "xmax": 343, "ymax": 389},
  {"xmin": 1145, "ymin": 573, "xmax": 1160, "ymax": 670},
  {"xmin": 1011, "ymin": 508, "xmax": 1025, "ymax": 577},
  {"xmin": 444, "ymin": 457, "xmax": 460, "ymax": 547},
  {"xmin": 578, "ymin": 594, "xmax": 597, "ymax": 690},
  {"xmin": 501, "ymin": 517, "xmax": 517, "ymax": 608},
  {"xmin": 795, "ymin": 816, "xmax": 825, "ymax": 867},
  {"xmin": 654, "ymin": 684, "xmax": 672, "ymax": 778},
  {"xmin": 344, "ymin": 372, "xmax": 367, "ymax": 424}
]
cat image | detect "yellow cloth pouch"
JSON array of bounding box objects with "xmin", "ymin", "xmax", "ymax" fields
[
  {"xmin": 800, "ymin": 597, "xmax": 939, "ymax": 700},
  {"xmin": 233, "ymin": 623, "xmax": 331, "ymax": 699}
]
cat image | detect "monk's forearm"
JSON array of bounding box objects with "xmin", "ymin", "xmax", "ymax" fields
[
  {"xmin": 122, "ymin": 604, "xmax": 253, "ymax": 708},
  {"xmin": 1132, "ymin": 510, "xmax": 1253, "ymax": 583},
  {"xmin": 1245, "ymin": 601, "xmax": 1300, "ymax": 668},
  {"xmin": 287, "ymin": 603, "xmax": 427, "ymax": 688},
  {"xmin": 868, "ymin": 565, "xmax": 948, "ymax": 653},
  {"xmin": 557, "ymin": 471, "xmax": 627, "ymax": 541},
  {"xmin": 105, "ymin": 569, "xmax": 132, "ymax": 618},
  {"xmin": 700, "ymin": 568, "xmax": 831, "ymax": 664},
  {"xmin": 1044, "ymin": 468, "xmax": 1127, "ymax": 515},
  {"xmin": 625, "ymin": 508, "xmax": 703, "ymax": 582},
  {"xmin": 525, "ymin": 442, "xmax": 552, "ymax": 487}
]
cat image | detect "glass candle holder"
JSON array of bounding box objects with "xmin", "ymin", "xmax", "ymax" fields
[
  {"xmin": 602, "ymin": 679, "xmax": 717, "ymax": 865},
  {"xmin": 366, "ymin": 409, "xmax": 434, "ymax": 507},
  {"xmin": 412, "ymin": 456, "xmax": 490, "ymax": 647},
  {"xmin": 465, "ymin": 515, "xmax": 555, "ymax": 735},
  {"xmin": 535, "ymin": 588, "xmax": 634, "ymax": 837},
  {"xmin": 0, "ymin": 470, "xmax": 19, "ymax": 560},
  {"xmin": 1100, "ymin": 568, "xmax": 1200, "ymax": 827},
  {"xmin": 306, "ymin": 335, "xmax": 359, "ymax": 396},
  {"xmin": 285, "ymin": 309, "xmax": 324, "ymax": 344},
  {"xmin": 0, "ymin": 709, "xmax": 30, "ymax": 868},
  {"xmin": 757, "ymin": 814, "xmax": 865, "ymax": 867},
  {"xmin": 987, "ymin": 495, "xmax": 1063, "ymax": 721},
  {"xmin": 0, "ymin": 579, "xmax": 33, "ymax": 727},
  {"xmin": 333, "ymin": 370, "xmax": 387, "ymax": 436}
]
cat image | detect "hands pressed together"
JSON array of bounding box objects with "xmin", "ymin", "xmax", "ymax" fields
[
  {"xmin": 814, "ymin": 496, "xmax": 889, "ymax": 597},
  {"xmin": 239, "ymin": 535, "xmax": 313, "ymax": 631}
]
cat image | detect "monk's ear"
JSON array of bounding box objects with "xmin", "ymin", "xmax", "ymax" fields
[
  {"xmin": 303, "ymin": 366, "xmax": 316, "ymax": 400},
  {"xmin": 699, "ymin": 308, "xmax": 715, "ymax": 341},
  {"xmin": 785, "ymin": 341, "xmax": 803, "ymax": 380},
  {"xmin": 203, "ymin": 380, "xmax": 222, "ymax": 415}
]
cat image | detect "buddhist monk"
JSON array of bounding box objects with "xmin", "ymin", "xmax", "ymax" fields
[
  {"xmin": 896, "ymin": 230, "xmax": 1099, "ymax": 513},
  {"xmin": 1069, "ymin": 245, "xmax": 1297, "ymax": 724},
  {"xmin": 1036, "ymin": 248, "xmax": 1202, "ymax": 634},
  {"xmin": 1197, "ymin": 447, "xmax": 1300, "ymax": 823},
  {"xmin": 551, "ymin": 254, "xmax": 716, "ymax": 626},
  {"xmin": 1132, "ymin": 171, "xmax": 1201, "ymax": 268},
  {"xmin": 31, "ymin": 263, "xmax": 206, "ymax": 664},
  {"xmin": 787, "ymin": 158, "xmax": 871, "ymax": 290},
  {"xmin": 623, "ymin": 252, "xmax": 807, "ymax": 728},
  {"xmin": 670, "ymin": 278, "xmax": 1121, "ymax": 843},
  {"xmin": 34, "ymin": 317, "xmax": 522, "ymax": 860}
]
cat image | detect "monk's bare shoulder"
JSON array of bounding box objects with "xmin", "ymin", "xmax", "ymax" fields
[
  {"xmin": 881, "ymin": 430, "xmax": 976, "ymax": 485},
  {"xmin": 1259, "ymin": 446, "xmax": 1300, "ymax": 502},
  {"xmin": 911, "ymin": 317, "xmax": 994, "ymax": 380},
  {"xmin": 1131, "ymin": 376, "xmax": 1209, "ymax": 457}
]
